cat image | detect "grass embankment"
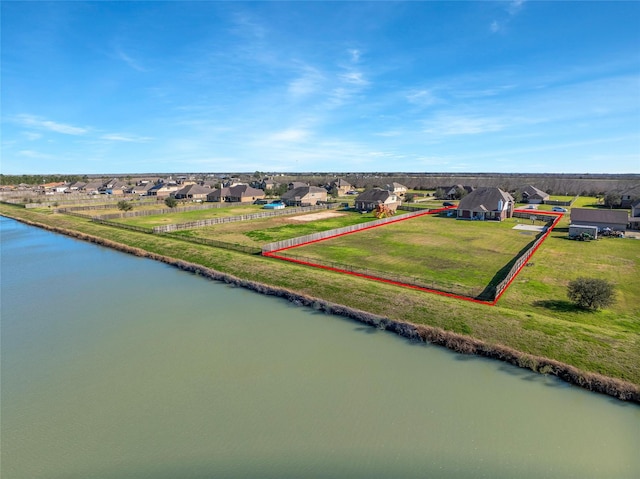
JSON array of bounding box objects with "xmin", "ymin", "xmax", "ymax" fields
[{"xmin": 1, "ymin": 203, "xmax": 638, "ymax": 401}]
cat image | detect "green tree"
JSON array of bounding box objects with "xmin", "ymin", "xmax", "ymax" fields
[
  {"xmin": 117, "ymin": 200, "xmax": 133, "ymax": 211},
  {"xmin": 567, "ymin": 277, "xmax": 616, "ymax": 310},
  {"xmin": 164, "ymin": 196, "xmax": 178, "ymax": 208},
  {"xmin": 434, "ymin": 188, "xmax": 446, "ymax": 199},
  {"xmin": 404, "ymin": 193, "xmax": 416, "ymax": 203},
  {"xmin": 453, "ymin": 187, "xmax": 468, "ymax": 200},
  {"xmin": 603, "ymin": 192, "xmax": 621, "ymax": 208}
]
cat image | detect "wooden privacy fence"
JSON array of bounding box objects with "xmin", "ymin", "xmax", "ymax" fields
[
  {"xmin": 397, "ymin": 205, "xmax": 434, "ymax": 212},
  {"xmin": 23, "ymin": 195, "xmax": 146, "ymax": 209},
  {"xmin": 153, "ymin": 204, "xmax": 337, "ymax": 233},
  {"xmin": 95, "ymin": 202, "xmax": 244, "ymax": 220},
  {"xmin": 56, "ymin": 200, "xmax": 159, "ymax": 213},
  {"xmin": 92, "ymin": 218, "xmax": 153, "ymax": 234},
  {"xmin": 262, "ymin": 209, "xmax": 429, "ymax": 253},
  {"xmin": 492, "ymin": 215, "xmax": 556, "ymax": 300},
  {"xmin": 544, "ymin": 196, "xmax": 578, "ymax": 206}
]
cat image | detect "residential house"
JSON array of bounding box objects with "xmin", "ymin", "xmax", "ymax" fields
[
  {"xmin": 570, "ymin": 208, "xmax": 629, "ymax": 232},
  {"xmin": 354, "ymin": 188, "xmax": 400, "ymax": 212},
  {"xmin": 329, "ymin": 178, "xmax": 353, "ymax": 196},
  {"xmin": 207, "ymin": 185, "xmax": 265, "ymax": 203},
  {"xmin": 520, "ymin": 185, "xmax": 550, "ymax": 204},
  {"xmin": 173, "ymin": 184, "xmax": 211, "ymax": 201},
  {"xmin": 147, "ymin": 183, "xmax": 180, "ymax": 198},
  {"xmin": 130, "ymin": 183, "xmax": 155, "ymax": 196},
  {"xmin": 384, "ymin": 182, "xmax": 407, "ymax": 196},
  {"xmin": 222, "ymin": 177, "xmax": 244, "ymax": 188},
  {"xmin": 101, "ymin": 179, "xmax": 127, "ymax": 195},
  {"xmin": 619, "ymin": 185, "xmax": 640, "ymax": 208},
  {"xmin": 84, "ymin": 181, "xmax": 105, "ymax": 195},
  {"xmin": 67, "ymin": 181, "xmax": 87, "ymax": 192},
  {"xmin": 438, "ymin": 185, "xmax": 474, "ymax": 200},
  {"xmin": 38, "ymin": 182, "xmax": 67, "ymax": 195},
  {"xmin": 456, "ymin": 187, "xmax": 514, "ymax": 221},
  {"xmin": 288, "ymin": 181, "xmax": 309, "ymax": 190},
  {"xmin": 280, "ymin": 186, "xmax": 327, "ymax": 206},
  {"xmin": 260, "ymin": 178, "xmax": 280, "ymax": 191}
]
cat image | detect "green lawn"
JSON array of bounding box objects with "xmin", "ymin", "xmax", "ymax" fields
[
  {"xmin": 116, "ymin": 204, "xmax": 265, "ymax": 227},
  {"xmin": 276, "ymin": 215, "xmax": 543, "ymax": 298},
  {"xmin": 171, "ymin": 210, "xmax": 378, "ymax": 247}
]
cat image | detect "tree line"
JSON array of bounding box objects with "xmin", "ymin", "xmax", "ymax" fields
[{"xmin": 0, "ymin": 174, "xmax": 85, "ymax": 186}]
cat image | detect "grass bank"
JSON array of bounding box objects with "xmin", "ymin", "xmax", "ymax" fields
[{"xmin": 1, "ymin": 204, "xmax": 638, "ymax": 402}]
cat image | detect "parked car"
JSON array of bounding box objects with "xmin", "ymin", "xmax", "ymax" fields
[
  {"xmin": 443, "ymin": 201, "xmax": 455, "ymax": 207},
  {"xmin": 523, "ymin": 205, "xmax": 537, "ymax": 210},
  {"xmin": 552, "ymin": 207, "xmax": 568, "ymax": 212}
]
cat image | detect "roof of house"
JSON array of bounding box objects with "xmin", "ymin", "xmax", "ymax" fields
[
  {"xmin": 521, "ymin": 185, "xmax": 549, "ymax": 199},
  {"xmin": 457, "ymin": 187, "xmax": 513, "ymax": 212},
  {"xmin": 174, "ymin": 184, "xmax": 211, "ymax": 196},
  {"xmin": 84, "ymin": 181, "xmax": 105, "ymax": 190},
  {"xmin": 208, "ymin": 184, "xmax": 265, "ymax": 199},
  {"xmin": 281, "ymin": 186, "xmax": 326, "ymax": 200},
  {"xmin": 228, "ymin": 184, "xmax": 264, "ymax": 197},
  {"xmin": 619, "ymin": 185, "xmax": 640, "ymax": 197},
  {"xmin": 355, "ymin": 188, "xmax": 396, "ymax": 203},
  {"xmin": 570, "ymin": 208, "xmax": 629, "ymax": 225},
  {"xmin": 331, "ymin": 178, "xmax": 352, "ymax": 188}
]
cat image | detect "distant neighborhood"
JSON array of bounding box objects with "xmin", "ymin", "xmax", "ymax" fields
[{"xmin": 1, "ymin": 174, "xmax": 639, "ymax": 235}]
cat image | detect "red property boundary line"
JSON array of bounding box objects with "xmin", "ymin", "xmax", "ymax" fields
[{"xmin": 263, "ymin": 207, "xmax": 563, "ymax": 306}]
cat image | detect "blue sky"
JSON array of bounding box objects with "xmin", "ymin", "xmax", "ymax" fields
[{"xmin": 2, "ymin": 1, "xmax": 639, "ymax": 174}]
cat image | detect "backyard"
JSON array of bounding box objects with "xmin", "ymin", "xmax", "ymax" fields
[
  {"xmin": 271, "ymin": 214, "xmax": 547, "ymax": 299},
  {"xmin": 168, "ymin": 209, "xmax": 379, "ymax": 248}
]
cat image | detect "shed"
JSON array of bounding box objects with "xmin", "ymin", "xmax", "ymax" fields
[
  {"xmin": 570, "ymin": 208, "xmax": 628, "ymax": 232},
  {"xmin": 569, "ymin": 224, "xmax": 599, "ymax": 239}
]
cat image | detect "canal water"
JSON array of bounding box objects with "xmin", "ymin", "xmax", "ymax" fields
[{"xmin": 1, "ymin": 216, "xmax": 638, "ymax": 478}]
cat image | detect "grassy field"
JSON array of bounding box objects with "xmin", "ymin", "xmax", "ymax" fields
[
  {"xmin": 1, "ymin": 201, "xmax": 638, "ymax": 388},
  {"xmin": 170, "ymin": 209, "xmax": 379, "ymax": 248},
  {"xmin": 275, "ymin": 215, "xmax": 542, "ymax": 298},
  {"xmin": 115, "ymin": 204, "xmax": 265, "ymax": 227}
]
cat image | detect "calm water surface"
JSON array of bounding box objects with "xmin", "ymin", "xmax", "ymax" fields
[{"xmin": 1, "ymin": 216, "xmax": 639, "ymax": 478}]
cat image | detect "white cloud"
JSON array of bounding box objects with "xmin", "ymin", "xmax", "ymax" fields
[
  {"xmin": 100, "ymin": 133, "xmax": 152, "ymax": 142},
  {"xmin": 508, "ymin": 0, "xmax": 526, "ymax": 16},
  {"xmin": 18, "ymin": 149, "xmax": 52, "ymax": 159},
  {"xmin": 114, "ymin": 47, "xmax": 147, "ymax": 72},
  {"xmin": 22, "ymin": 131, "xmax": 43, "ymax": 141},
  {"xmin": 268, "ymin": 128, "xmax": 310, "ymax": 143},
  {"xmin": 349, "ymin": 49, "xmax": 361, "ymax": 63},
  {"xmin": 340, "ymin": 71, "xmax": 368, "ymax": 86},
  {"xmin": 423, "ymin": 115, "xmax": 504, "ymax": 136},
  {"xmin": 490, "ymin": 0, "xmax": 526, "ymax": 34},
  {"xmin": 288, "ymin": 67, "xmax": 324, "ymax": 98},
  {"xmin": 15, "ymin": 114, "xmax": 87, "ymax": 135},
  {"xmin": 407, "ymin": 89, "xmax": 438, "ymax": 107}
]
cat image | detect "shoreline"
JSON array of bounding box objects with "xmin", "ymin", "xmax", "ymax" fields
[{"xmin": 3, "ymin": 212, "xmax": 639, "ymax": 404}]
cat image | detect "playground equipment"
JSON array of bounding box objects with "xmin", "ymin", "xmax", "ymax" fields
[{"xmin": 375, "ymin": 203, "xmax": 394, "ymax": 219}]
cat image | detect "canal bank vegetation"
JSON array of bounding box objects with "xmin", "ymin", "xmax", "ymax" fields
[{"xmin": 1, "ymin": 202, "xmax": 638, "ymax": 403}]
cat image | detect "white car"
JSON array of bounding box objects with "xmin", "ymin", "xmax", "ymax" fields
[{"xmin": 552, "ymin": 207, "xmax": 568, "ymax": 212}]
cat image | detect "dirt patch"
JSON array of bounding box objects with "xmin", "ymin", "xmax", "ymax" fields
[
  {"xmin": 289, "ymin": 211, "xmax": 347, "ymax": 222},
  {"xmin": 513, "ymin": 224, "xmax": 546, "ymax": 232}
]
